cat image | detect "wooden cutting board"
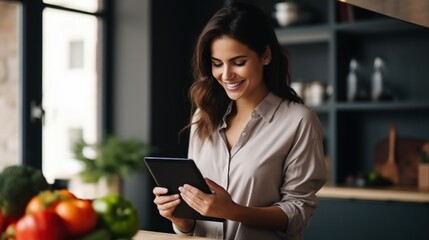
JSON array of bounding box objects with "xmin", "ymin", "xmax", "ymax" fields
[{"xmin": 374, "ymin": 138, "xmax": 427, "ymax": 186}]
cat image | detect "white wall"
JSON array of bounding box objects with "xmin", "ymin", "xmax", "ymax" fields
[
  {"xmin": 114, "ymin": 0, "xmax": 151, "ymax": 143},
  {"xmin": 114, "ymin": 0, "xmax": 152, "ymax": 230}
]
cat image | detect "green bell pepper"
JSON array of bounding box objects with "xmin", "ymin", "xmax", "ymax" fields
[{"xmin": 92, "ymin": 193, "xmax": 139, "ymax": 239}]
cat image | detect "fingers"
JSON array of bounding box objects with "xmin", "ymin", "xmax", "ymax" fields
[
  {"xmin": 153, "ymin": 193, "xmax": 180, "ymax": 205},
  {"xmin": 179, "ymin": 184, "xmax": 208, "ymax": 211},
  {"xmin": 153, "ymin": 187, "xmax": 180, "ymax": 208},
  {"xmin": 152, "ymin": 187, "xmax": 181, "ymax": 220},
  {"xmin": 180, "ymin": 184, "xmax": 201, "ymax": 195},
  {"xmin": 153, "ymin": 187, "xmax": 168, "ymax": 195},
  {"xmin": 156, "ymin": 195, "xmax": 181, "ymax": 211},
  {"xmin": 179, "ymin": 185, "xmax": 196, "ymax": 201},
  {"xmin": 178, "ymin": 181, "xmax": 232, "ymax": 219}
]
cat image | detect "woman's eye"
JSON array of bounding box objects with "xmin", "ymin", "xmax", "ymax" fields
[
  {"xmin": 234, "ymin": 61, "xmax": 246, "ymax": 66},
  {"xmin": 212, "ymin": 62, "xmax": 222, "ymax": 67}
]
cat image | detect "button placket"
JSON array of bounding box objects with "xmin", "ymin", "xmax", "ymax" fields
[{"xmin": 230, "ymin": 111, "xmax": 261, "ymax": 157}]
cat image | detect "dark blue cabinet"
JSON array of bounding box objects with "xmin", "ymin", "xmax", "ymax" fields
[{"xmin": 305, "ymin": 198, "xmax": 429, "ymax": 240}]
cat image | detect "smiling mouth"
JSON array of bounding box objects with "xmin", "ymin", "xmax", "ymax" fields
[{"xmin": 224, "ymin": 80, "xmax": 244, "ymax": 90}]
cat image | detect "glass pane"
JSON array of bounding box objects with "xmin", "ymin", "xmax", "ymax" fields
[
  {"xmin": 43, "ymin": 8, "xmax": 101, "ymax": 183},
  {"xmin": 0, "ymin": 2, "xmax": 20, "ymax": 171},
  {"xmin": 43, "ymin": 0, "xmax": 100, "ymax": 13}
]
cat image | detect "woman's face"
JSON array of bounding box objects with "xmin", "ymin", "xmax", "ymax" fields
[{"xmin": 210, "ymin": 35, "xmax": 270, "ymax": 102}]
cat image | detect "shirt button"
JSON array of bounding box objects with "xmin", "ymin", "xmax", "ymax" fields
[{"xmin": 242, "ymin": 132, "xmax": 247, "ymax": 137}]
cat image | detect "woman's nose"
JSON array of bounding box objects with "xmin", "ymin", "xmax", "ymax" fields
[{"xmin": 221, "ymin": 66, "xmax": 234, "ymax": 81}]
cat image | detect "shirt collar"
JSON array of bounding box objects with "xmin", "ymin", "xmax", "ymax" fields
[
  {"xmin": 220, "ymin": 103, "xmax": 233, "ymax": 129},
  {"xmin": 221, "ymin": 92, "xmax": 283, "ymax": 127},
  {"xmin": 254, "ymin": 92, "xmax": 283, "ymax": 123}
]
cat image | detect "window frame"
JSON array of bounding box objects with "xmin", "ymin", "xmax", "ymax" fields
[{"xmin": 10, "ymin": 0, "xmax": 114, "ymax": 169}]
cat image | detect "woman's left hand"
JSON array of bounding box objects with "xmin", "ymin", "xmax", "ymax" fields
[{"xmin": 179, "ymin": 178, "xmax": 236, "ymax": 219}]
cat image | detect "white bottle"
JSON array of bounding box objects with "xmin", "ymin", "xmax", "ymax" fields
[
  {"xmin": 347, "ymin": 59, "xmax": 358, "ymax": 101},
  {"xmin": 372, "ymin": 57, "xmax": 384, "ymax": 101}
]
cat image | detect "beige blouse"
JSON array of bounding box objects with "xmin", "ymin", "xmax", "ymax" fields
[{"xmin": 176, "ymin": 92, "xmax": 326, "ymax": 240}]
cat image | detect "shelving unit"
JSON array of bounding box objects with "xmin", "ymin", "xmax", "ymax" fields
[{"xmin": 245, "ymin": 0, "xmax": 429, "ymax": 200}]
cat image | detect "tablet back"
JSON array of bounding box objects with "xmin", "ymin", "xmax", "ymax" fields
[{"xmin": 144, "ymin": 157, "xmax": 224, "ymax": 222}]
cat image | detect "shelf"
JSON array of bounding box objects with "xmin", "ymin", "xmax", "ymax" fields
[
  {"xmin": 318, "ymin": 185, "xmax": 429, "ymax": 203},
  {"xmin": 308, "ymin": 103, "xmax": 331, "ymax": 113},
  {"xmin": 335, "ymin": 101, "xmax": 429, "ymax": 111},
  {"xmin": 335, "ymin": 19, "xmax": 423, "ymax": 34},
  {"xmin": 275, "ymin": 25, "xmax": 331, "ymax": 45}
]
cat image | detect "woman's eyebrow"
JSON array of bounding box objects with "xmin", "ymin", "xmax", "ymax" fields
[{"xmin": 211, "ymin": 55, "xmax": 248, "ymax": 62}]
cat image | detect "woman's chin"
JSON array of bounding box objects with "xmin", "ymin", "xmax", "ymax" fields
[
  {"xmin": 224, "ymin": 85, "xmax": 246, "ymax": 101},
  {"xmin": 225, "ymin": 92, "xmax": 243, "ymax": 101}
]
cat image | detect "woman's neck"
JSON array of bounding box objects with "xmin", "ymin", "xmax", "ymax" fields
[{"xmin": 234, "ymin": 89, "xmax": 269, "ymax": 116}]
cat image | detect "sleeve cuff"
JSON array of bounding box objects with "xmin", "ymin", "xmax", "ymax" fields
[{"xmin": 172, "ymin": 220, "xmax": 196, "ymax": 236}]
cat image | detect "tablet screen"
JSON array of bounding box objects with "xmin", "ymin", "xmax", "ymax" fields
[{"xmin": 144, "ymin": 157, "xmax": 224, "ymax": 222}]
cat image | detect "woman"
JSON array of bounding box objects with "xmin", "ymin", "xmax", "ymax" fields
[{"xmin": 153, "ymin": 2, "xmax": 326, "ymax": 240}]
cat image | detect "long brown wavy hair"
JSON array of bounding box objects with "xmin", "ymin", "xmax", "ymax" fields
[{"xmin": 185, "ymin": 2, "xmax": 303, "ymax": 141}]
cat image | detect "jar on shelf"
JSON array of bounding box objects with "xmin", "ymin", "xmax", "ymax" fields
[{"xmin": 304, "ymin": 81, "xmax": 328, "ymax": 106}]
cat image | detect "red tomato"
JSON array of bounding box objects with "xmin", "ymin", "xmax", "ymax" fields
[
  {"xmin": 15, "ymin": 211, "xmax": 67, "ymax": 240},
  {"xmin": 26, "ymin": 189, "xmax": 77, "ymax": 214},
  {"xmin": 55, "ymin": 199, "xmax": 97, "ymax": 237},
  {"xmin": 25, "ymin": 189, "xmax": 96, "ymax": 238}
]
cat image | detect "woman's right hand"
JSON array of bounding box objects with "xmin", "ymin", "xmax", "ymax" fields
[
  {"xmin": 153, "ymin": 187, "xmax": 195, "ymax": 234},
  {"xmin": 153, "ymin": 187, "xmax": 181, "ymax": 221}
]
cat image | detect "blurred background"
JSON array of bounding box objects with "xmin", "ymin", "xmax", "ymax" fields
[{"xmin": 0, "ymin": 0, "xmax": 428, "ymax": 239}]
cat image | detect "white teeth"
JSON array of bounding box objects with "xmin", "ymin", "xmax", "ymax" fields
[{"xmin": 224, "ymin": 81, "xmax": 243, "ymax": 90}]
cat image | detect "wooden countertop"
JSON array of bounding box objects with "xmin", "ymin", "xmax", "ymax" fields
[
  {"xmin": 134, "ymin": 230, "xmax": 215, "ymax": 240},
  {"xmin": 133, "ymin": 187, "xmax": 429, "ymax": 239},
  {"xmin": 318, "ymin": 185, "xmax": 429, "ymax": 203}
]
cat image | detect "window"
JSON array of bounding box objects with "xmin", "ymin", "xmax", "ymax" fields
[
  {"xmin": 43, "ymin": 7, "xmax": 102, "ymax": 182},
  {"xmin": 0, "ymin": 0, "xmax": 112, "ymax": 183}
]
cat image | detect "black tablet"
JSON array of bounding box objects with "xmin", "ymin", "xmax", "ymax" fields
[{"xmin": 144, "ymin": 157, "xmax": 224, "ymax": 222}]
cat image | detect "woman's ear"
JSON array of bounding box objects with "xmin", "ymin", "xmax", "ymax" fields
[{"xmin": 262, "ymin": 46, "xmax": 272, "ymax": 65}]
